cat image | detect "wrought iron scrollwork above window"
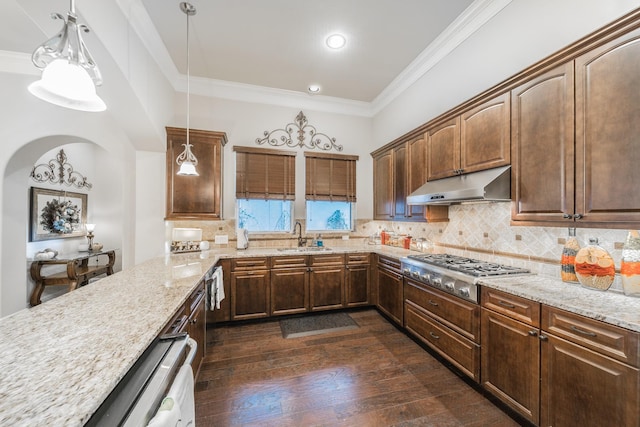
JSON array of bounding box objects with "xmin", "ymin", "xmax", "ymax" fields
[
  {"xmin": 256, "ymin": 111, "xmax": 343, "ymax": 152},
  {"xmin": 30, "ymin": 149, "xmax": 92, "ymax": 190}
]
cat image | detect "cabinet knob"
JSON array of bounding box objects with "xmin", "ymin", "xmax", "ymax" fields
[
  {"xmin": 429, "ymin": 331, "xmax": 440, "ymax": 340},
  {"xmin": 539, "ymin": 335, "xmax": 548, "ymax": 341},
  {"xmin": 528, "ymin": 330, "xmax": 538, "ymax": 337},
  {"xmin": 563, "ymin": 214, "xmax": 572, "ymax": 219},
  {"xmin": 573, "ymin": 214, "xmax": 583, "ymax": 220},
  {"xmin": 428, "ymin": 299, "xmax": 439, "ymax": 306}
]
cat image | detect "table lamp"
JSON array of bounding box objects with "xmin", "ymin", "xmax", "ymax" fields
[{"xmin": 86, "ymin": 223, "xmax": 95, "ymax": 250}]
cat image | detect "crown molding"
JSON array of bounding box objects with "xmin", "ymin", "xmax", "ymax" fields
[
  {"xmin": 370, "ymin": 0, "xmax": 513, "ymax": 115},
  {"xmin": 0, "ymin": 50, "xmax": 39, "ymax": 76}
]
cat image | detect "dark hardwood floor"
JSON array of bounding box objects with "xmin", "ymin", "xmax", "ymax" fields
[{"xmin": 195, "ymin": 309, "xmax": 521, "ymax": 426}]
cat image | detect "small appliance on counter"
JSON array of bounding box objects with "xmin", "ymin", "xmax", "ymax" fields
[{"xmin": 237, "ymin": 228, "xmax": 249, "ymax": 250}]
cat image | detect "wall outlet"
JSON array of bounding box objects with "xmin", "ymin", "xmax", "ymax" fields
[
  {"xmin": 342, "ymin": 235, "xmax": 349, "ymax": 240},
  {"xmin": 214, "ymin": 235, "xmax": 228, "ymax": 244}
]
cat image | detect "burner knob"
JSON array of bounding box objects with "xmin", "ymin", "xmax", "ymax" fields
[
  {"xmin": 459, "ymin": 287, "xmax": 470, "ymax": 298},
  {"xmin": 403, "ymin": 268, "xmax": 411, "ymax": 275},
  {"xmin": 411, "ymin": 271, "xmax": 420, "ymax": 278},
  {"xmin": 445, "ymin": 282, "xmax": 455, "ymax": 292},
  {"xmin": 421, "ymin": 273, "xmax": 430, "ymax": 282},
  {"xmin": 433, "ymin": 278, "xmax": 442, "ymax": 288}
]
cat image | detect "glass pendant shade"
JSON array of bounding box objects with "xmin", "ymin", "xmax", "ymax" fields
[
  {"xmin": 28, "ymin": 0, "xmax": 106, "ymax": 112},
  {"xmin": 177, "ymin": 159, "xmax": 199, "ymax": 176}
]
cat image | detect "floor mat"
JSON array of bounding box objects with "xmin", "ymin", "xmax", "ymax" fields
[{"xmin": 279, "ymin": 312, "xmax": 359, "ymax": 338}]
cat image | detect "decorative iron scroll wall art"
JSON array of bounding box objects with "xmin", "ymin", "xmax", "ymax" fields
[
  {"xmin": 30, "ymin": 149, "xmax": 92, "ymax": 190},
  {"xmin": 256, "ymin": 111, "xmax": 343, "ymax": 152}
]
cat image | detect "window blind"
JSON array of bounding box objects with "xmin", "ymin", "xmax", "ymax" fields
[
  {"xmin": 234, "ymin": 146, "xmax": 296, "ymax": 200},
  {"xmin": 305, "ymin": 152, "xmax": 358, "ymax": 202}
]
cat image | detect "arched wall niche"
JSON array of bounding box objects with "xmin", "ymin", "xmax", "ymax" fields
[{"xmin": 1, "ymin": 136, "xmax": 124, "ymax": 316}]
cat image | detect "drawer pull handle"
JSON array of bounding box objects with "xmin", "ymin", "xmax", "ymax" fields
[
  {"xmin": 428, "ymin": 299, "xmax": 439, "ymax": 306},
  {"xmin": 429, "ymin": 331, "xmax": 440, "ymax": 340},
  {"xmin": 570, "ymin": 325, "xmax": 597, "ymax": 337},
  {"xmin": 497, "ymin": 300, "xmax": 516, "ymax": 309}
]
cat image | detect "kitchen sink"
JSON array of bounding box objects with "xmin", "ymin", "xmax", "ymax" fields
[{"xmin": 276, "ymin": 247, "xmax": 332, "ymax": 252}]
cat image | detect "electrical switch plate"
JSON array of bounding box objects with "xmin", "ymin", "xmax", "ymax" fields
[
  {"xmin": 342, "ymin": 235, "xmax": 350, "ymax": 240},
  {"xmin": 214, "ymin": 235, "xmax": 228, "ymax": 244}
]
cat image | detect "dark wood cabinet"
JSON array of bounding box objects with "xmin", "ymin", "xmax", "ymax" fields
[
  {"xmin": 375, "ymin": 255, "xmax": 403, "ymax": 325},
  {"xmin": 309, "ymin": 254, "xmax": 345, "ymax": 311},
  {"xmin": 404, "ymin": 278, "xmax": 480, "ymax": 381},
  {"xmin": 165, "ymin": 127, "xmax": 227, "ymax": 220},
  {"xmin": 427, "ymin": 93, "xmax": 510, "ymax": 181},
  {"xmin": 345, "ymin": 253, "xmax": 370, "ymax": 307},
  {"xmin": 373, "ymin": 140, "xmax": 448, "ymax": 222},
  {"xmin": 230, "ymin": 257, "xmax": 270, "ymax": 320},
  {"xmin": 270, "ymin": 267, "xmax": 308, "ymax": 316},
  {"xmin": 574, "ymin": 28, "xmax": 640, "ymax": 226},
  {"xmin": 511, "ymin": 62, "xmax": 575, "ymax": 225}
]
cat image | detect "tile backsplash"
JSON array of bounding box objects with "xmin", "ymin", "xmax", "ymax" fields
[{"xmin": 168, "ymin": 202, "xmax": 634, "ymax": 290}]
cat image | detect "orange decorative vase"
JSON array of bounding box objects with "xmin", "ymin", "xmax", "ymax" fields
[
  {"xmin": 621, "ymin": 230, "xmax": 640, "ymax": 297},
  {"xmin": 574, "ymin": 238, "xmax": 615, "ymax": 291},
  {"xmin": 560, "ymin": 228, "xmax": 580, "ymax": 283}
]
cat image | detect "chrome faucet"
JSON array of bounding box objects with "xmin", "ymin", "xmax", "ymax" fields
[{"xmin": 293, "ymin": 221, "xmax": 307, "ymax": 247}]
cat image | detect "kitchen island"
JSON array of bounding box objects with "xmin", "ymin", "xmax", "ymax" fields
[{"xmin": 2, "ymin": 244, "xmax": 640, "ymax": 426}]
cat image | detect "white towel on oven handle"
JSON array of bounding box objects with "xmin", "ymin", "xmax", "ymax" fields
[
  {"xmin": 147, "ymin": 364, "xmax": 195, "ymax": 427},
  {"xmin": 208, "ymin": 266, "xmax": 225, "ymax": 310}
]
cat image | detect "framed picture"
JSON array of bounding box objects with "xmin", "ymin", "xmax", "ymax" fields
[{"xmin": 30, "ymin": 187, "xmax": 88, "ymax": 242}]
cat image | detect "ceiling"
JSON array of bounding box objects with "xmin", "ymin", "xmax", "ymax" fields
[
  {"xmin": 0, "ymin": 0, "xmax": 513, "ymax": 111},
  {"xmin": 139, "ymin": 0, "xmax": 475, "ymax": 103}
]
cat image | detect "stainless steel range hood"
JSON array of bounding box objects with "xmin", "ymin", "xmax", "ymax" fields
[{"xmin": 407, "ymin": 165, "xmax": 511, "ymax": 205}]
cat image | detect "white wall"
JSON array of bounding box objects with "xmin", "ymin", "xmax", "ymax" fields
[{"xmin": 372, "ymin": 0, "xmax": 640, "ymax": 147}]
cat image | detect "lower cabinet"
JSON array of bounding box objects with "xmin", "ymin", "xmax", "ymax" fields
[
  {"xmin": 345, "ymin": 253, "xmax": 370, "ymax": 307},
  {"xmin": 309, "ymin": 254, "xmax": 345, "ymax": 311},
  {"xmin": 270, "ymin": 255, "xmax": 309, "ymax": 316},
  {"xmin": 375, "ymin": 255, "xmax": 404, "ymax": 325},
  {"xmin": 481, "ymin": 287, "xmax": 640, "ymax": 427},
  {"xmin": 405, "ymin": 278, "xmax": 480, "ymax": 381},
  {"xmin": 231, "ymin": 257, "xmax": 270, "ymax": 320}
]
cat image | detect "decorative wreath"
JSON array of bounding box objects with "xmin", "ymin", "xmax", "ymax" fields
[{"xmin": 39, "ymin": 199, "xmax": 81, "ymax": 234}]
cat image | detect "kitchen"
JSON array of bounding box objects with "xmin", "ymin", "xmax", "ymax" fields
[{"xmin": 2, "ymin": 0, "xmax": 640, "ymax": 425}]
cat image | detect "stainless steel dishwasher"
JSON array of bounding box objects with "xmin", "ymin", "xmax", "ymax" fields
[{"xmin": 86, "ymin": 333, "xmax": 197, "ymax": 426}]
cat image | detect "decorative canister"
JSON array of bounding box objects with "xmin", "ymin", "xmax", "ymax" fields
[
  {"xmin": 560, "ymin": 228, "xmax": 580, "ymax": 282},
  {"xmin": 574, "ymin": 237, "xmax": 615, "ymax": 291},
  {"xmin": 621, "ymin": 230, "xmax": 640, "ymax": 297}
]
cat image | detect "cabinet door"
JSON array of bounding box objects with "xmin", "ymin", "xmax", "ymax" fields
[
  {"xmin": 376, "ymin": 267, "xmax": 403, "ymax": 325},
  {"xmin": 345, "ymin": 263, "xmax": 370, "ymax": 307},
  {"xmin": 270, "ymin": 267, "xmax": 309, "ymax": 316},
  {"xmin": 165, "ymin": 127, "xmax": 226, "ymax": 220},
  {"xmin": 481, "ymin": 309, "xmax": 540, "ymax": 424},
  {"xmin": 460, "ymin": 93, "xmax": 511, "ymax": 174},
  {"xmin": 541, "ymin": 334, "xmax": 640, "ymax": 427},
  {"xmin": 575, "ymin": 28, "xmax": 640, "ymax": 225},
  {"xmin": 231, "ymin": 270, "xmax": 270, "ymax": 320},
  {"xmin": 393, "ymin": 144, "xmax": 408, "ymax": 218},
  {"xmin": 187, "ymin": 293, "xmax": 206, "ymax": 379},
  {"xmin": 407, "ymin": 136, "xmax": 427, "ymax": 219},
  {"xmin": 309, "ymin": 266, "xmax": 344, "ymax": 311},
  {"xmin": 426, "ymin": 117, "xmax": 460, "ymax": 181},
  {"xmin": 511, "ymin": 63, "xmax": 575, "ymax": 225},
  {"xmin": 373, "ymin": 151, "xmax": 394, "ymax": 219}
]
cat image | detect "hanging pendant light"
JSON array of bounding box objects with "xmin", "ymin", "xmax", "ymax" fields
[
  {"xmin": 28, "ymin": 0, "xmax": 106, "ymax": 112},
  {"xmin": 176, "ymin": 2, "xmax": 199, "ymax": 176}
]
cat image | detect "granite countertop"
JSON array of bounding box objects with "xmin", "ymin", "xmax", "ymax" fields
[
  {"xmin": 2, "ymin": 244, "xmax": 639, "ymax": 425},
  {"xmin": 478, "ymin": 274, "xmax": 640, "ymax": 333}
]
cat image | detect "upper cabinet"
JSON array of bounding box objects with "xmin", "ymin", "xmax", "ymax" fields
[
  {"xmin": 165, "ymin": 127, "xmax": 227, "ymax": 220},
  {"xmin": 373, "ymin": 138, "xmax": 449, "ymax": 222},
  {"xmin": 427, "ymin": 93, "xmax": 511, "ymax": 181},
  {"xmin": 512, "ymin": 27, "xmax": 640, "ymax": 227}
]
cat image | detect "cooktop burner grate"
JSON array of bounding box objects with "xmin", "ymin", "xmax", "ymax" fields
[{"xmin": 406, "ymin": 254, "xmax": 530, "ymax": 277}]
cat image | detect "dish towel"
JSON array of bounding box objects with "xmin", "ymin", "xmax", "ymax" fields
[
  {"xmin": 209, "ymin": 266, "xmax": 225, "ymax": 310},
  {"xmin": 147, "ymin": 364, "xmax": 195, "ymax": 427}
]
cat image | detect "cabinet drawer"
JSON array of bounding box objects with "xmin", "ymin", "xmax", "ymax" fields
[
  {"xmin": 405, "ymin": 280, "xmax": 479, "ymax": 342},
  {"xmin": 377, "ymin": 254, "xmax": 401, "ymax": 273},
  {"xmin": 270, "ymin": 255, "xmax": 308, "ymax": 269},
  {"xmin": 309, "ymin": 253, "xmax": 345, "ymax": 267},
  {"xmin": 189, "ymin": 280, "xmax": 206, "ymax": 313},
  {"xmin": 405, "ymin": 303, "xmax": 480, "ymax": 381},
  {"xmin": 481, "ymin": 287, "xmax": 540, "ymax": 327},
  {"xmin": 231, "ymin": 257, "xmax": 269, "ymax": 271},
  {"xmin": 162, "ymin": 304, "xmax": 189, "ymax": 335},
  {"xmin": 347, "ymin": 253, "xmax": 370, "ymax": 265},
  {"xmin": 543, "ymin": 305, "xmax": 640, "ymax": 367}
]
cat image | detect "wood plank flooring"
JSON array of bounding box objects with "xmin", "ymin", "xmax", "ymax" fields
[{"xmin": 195, "ymin": 309, "xmax": 522, "ymax": 426}]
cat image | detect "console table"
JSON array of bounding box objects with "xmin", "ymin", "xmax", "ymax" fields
[{"xmin": 29, "ymin": 250, "xmax": 116, "ymax": 306}]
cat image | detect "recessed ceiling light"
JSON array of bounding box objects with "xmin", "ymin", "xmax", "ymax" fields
[
  {"xmin": 308, "ymin": 84, "xmax": 321, "ymax": 94},
  {"xmin": 326, "ymin": 34, "xmax": 346, "ymax": 50}
]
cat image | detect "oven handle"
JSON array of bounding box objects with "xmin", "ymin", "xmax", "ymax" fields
[{"xmin": 184, "ymin": 337, "xmax": 197, "ymax": 366}]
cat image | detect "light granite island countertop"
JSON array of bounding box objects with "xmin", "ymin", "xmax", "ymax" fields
[{"xmin": 4, "ymin": 243, "xmax": 639, "ymax": 426}]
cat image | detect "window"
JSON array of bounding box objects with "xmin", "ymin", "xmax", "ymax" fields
[
  {"xmin": 234, "ymin": 146, "xmax": 295, "ymax": 233},
  {"xmin": 306, "ymin": 200, "xmax": 353, "ymax": 231},
  {"xmin": 237, "ymin": 199, "xmax": 292, "ymax": 232},
  {"xmin": 305, "ymin": 152, "xmax": 358, "ymax": 232}
]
